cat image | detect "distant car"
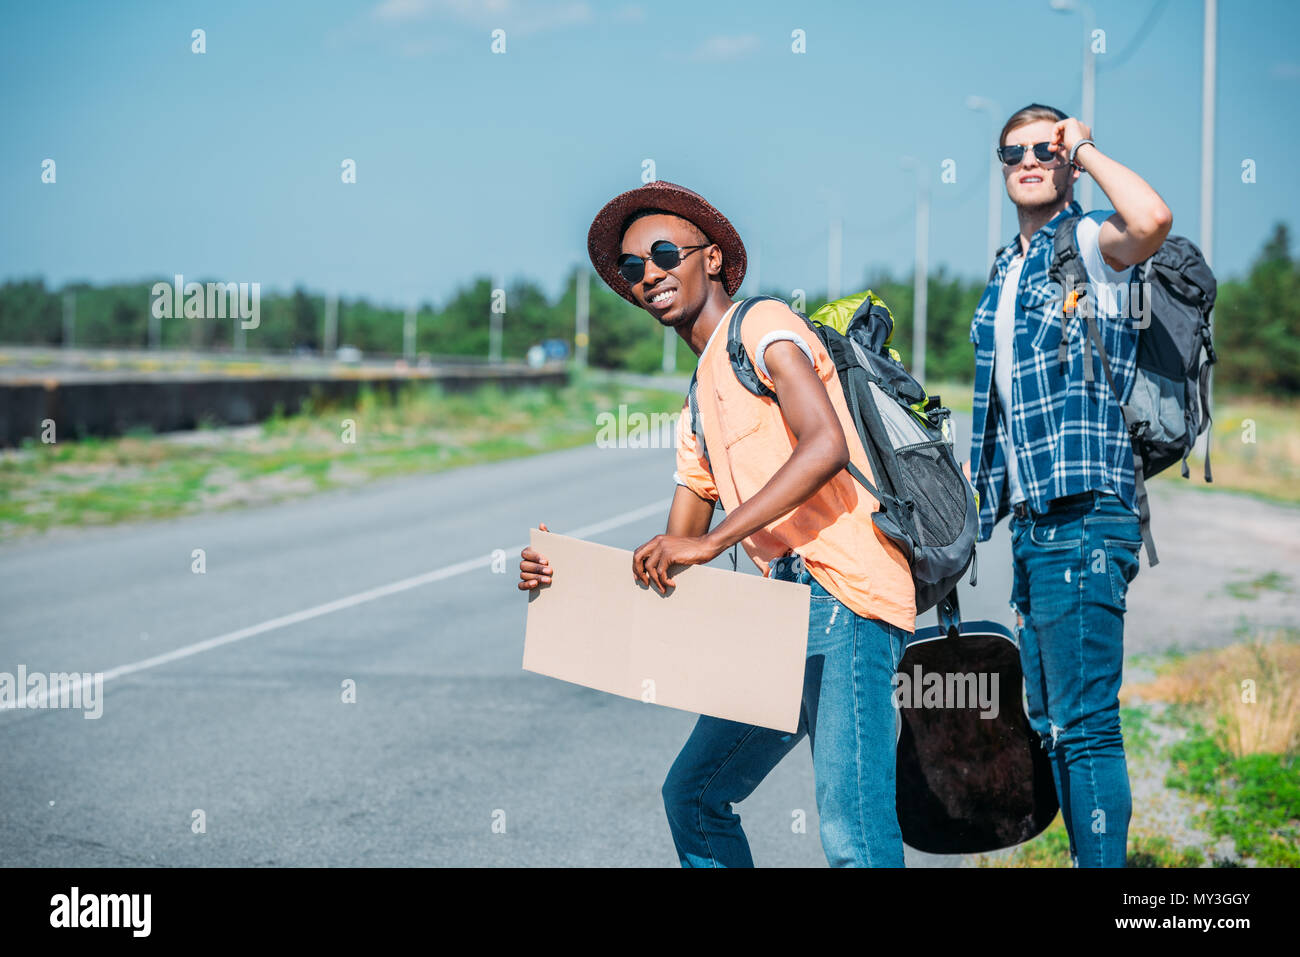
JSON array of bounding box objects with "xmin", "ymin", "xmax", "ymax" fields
[
  {"xmin": 541, "ymin": 338, "xmax": 569, "ymax": 361},
  {"xmin": 336, "ymin": 346, "xmax": 363, "ymax": 364}
]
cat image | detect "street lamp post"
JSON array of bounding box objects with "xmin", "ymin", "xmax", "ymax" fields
[
  {"xmin": 828, "ymin": 218, "xmax": 842, "ymax": 303},
  {"xmin": 404, "ymin": 305, "xmax": 416, "ymax": 361},
  {"xmin": 489, "ymin": 275, "xmax": 504, "ymax": 364},
  {"xmin": 574, "ymin": 267, "xmax": 589, "ymax": 369},
  {"xmin": 967, "ymin": 95, "xmax": 1005, "ymax": 266},
  {"xmin": 1201, "ymin": 0, "xmax": 1216, "ymax": 269},
  {"xmin": 1051, "ymin": 0, "xmax": 1097, "ymax": 209},
  {"xmin": 901, "ymin": 158, "xmax": 929, "ymax": 387},
  {"xmin": 1201, "ymin": 0, "xmax": 1217, "ymax": 420}
]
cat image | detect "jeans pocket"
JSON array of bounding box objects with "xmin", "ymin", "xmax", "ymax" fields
[
  {"xmin": 805, "ymin": 572, "xmax": 837, "ymax": 602},
  {"xmin": 1010, "ymin": 515, "xmax": 1030, "ymax": 549},
  {"xmin": 1029, "ymin": 518, "xmax": 1083, "ymax": 550},
  {"xmin": 1101, "ymin": 536, "xmax": 1142, "ymax": 610}
]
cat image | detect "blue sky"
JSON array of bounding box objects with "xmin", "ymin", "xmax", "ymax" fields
[{"xmin": 2, "ymin": 0, "xmax": 1297, "ymax": 308}]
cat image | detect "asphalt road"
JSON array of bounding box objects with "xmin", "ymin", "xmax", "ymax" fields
[
  {"xmin": 0, "ymin": 422, "xmax": 1029, "ymax": 868},
  {"xmin": 6, "ymin": 416, "xmax": 1299, "ymax": 868}
]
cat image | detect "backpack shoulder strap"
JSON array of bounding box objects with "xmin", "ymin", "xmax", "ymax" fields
[
  {"xmin": 1051, "ymin": 214, "xmax": 1088, "ymax": 368},
  {"xmin": 724, "ymin": 295, "xmax": 890, "ymax": 505},
  {"xmin": 726, "ymin": 295, "xmax": 788, "ymax": 401},
  {"xmin": 986, "ymin": 240, "xmax": 1013, "ymax": 286},
  {"xmin": 1051, "ymin": 214, "xmax": 1086, "ymax": 284},
  {"xmin": 687, "ymin": 369, "xmax": 710, "ymax": 472}
]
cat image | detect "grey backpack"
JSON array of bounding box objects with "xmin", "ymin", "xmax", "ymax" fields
[
  {"xmin": 688, "ymin": 296, "xmax": 978, "ymax": 615},
  {"xmin": 1050, "ymin": 218, "xmax": 1218, "ymax": 565}
]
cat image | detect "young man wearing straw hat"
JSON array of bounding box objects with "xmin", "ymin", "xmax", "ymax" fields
[{"xmin": 518, "ymin": 181, "xmax": 916, "ymax": 867}]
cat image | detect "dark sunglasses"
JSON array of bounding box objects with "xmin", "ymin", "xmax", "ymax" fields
[
  {"xmin": 617, "ymin": 240, "xmax": 710, "ymax": 285},
  {"xmin": 996, "ymin": 141, "xmax": 1060, "ymax": 166}
]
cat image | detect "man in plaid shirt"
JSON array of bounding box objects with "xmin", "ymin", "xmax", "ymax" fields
[{"xmin": 968, "ymin": 104, "xmax": 1172, "ymax": 867}]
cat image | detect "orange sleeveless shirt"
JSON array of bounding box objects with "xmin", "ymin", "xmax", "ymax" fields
[{"xmin": 674, "ymin": 299, "xmax": 916, "ymax": 631}]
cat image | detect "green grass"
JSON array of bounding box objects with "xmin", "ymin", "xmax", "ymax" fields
[
  {"xmin": 924, "ymin": 381, "xmax": 973, "ymax": 415},
  {"xmin": 0, "ymin": 372, "xmax": 685, "ymax": 539},
  {"xmin": 1152, "ymin": 392, "xmax": 1300, "ymax": 506},
  {"xmin": 1121, "ymin": 705, "xmax": 1156, "ymax": 758},
  {"xmin": 1165, "ymin": 721, "xmax": 1300, "ymax": 867},
  {"xmin": 1127, "ymin": 834, "xmax": 1206, "ymax": 868},
  {"xmin": 977, "ymin": 818, "xmax": 1073, "ymax": 868},
  {"xmin": 977, "ymin": 812, "xmax": 1208, "ymax": 868},
  {"xmin": 1221, "ymin": 570, "xmax": 1293, "ymax": 601},
  {"xmin": 981, "ymin": 633, "xmax": 1300, "ymax": 869}
]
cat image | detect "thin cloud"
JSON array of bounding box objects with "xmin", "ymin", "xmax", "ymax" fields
[
  {"xmin": 373, "ymin": 0, "xmax": 435, "ymax": 22},
  {"xmin": 690, "ymin": 34, "xmax": 760, "ymax": 62},
  {"xmin": 372, "ymin": 0, "xmax": 592, "ymax": 35}
]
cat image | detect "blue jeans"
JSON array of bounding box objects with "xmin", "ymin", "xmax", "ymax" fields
[
  {"xmin": 1009, "ymin": 490, "xmax": 1141, "ymax": 868},
  {"xmin": 661, "ymin": 554, "xmax": 911, "ymax": 867}
]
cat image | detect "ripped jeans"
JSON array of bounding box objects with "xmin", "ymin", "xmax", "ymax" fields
[
  {"xmin": 660, "ymin": 554, "xmax": 910, "ymax": 867},
  {"xmin": 1009, "ymin": 490, "xmax": 1142, "ymax": 868}
]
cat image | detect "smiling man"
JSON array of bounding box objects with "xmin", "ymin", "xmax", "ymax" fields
[
  {"xmin": 518, "ymin": 181, "xmax": 915, "ymax": 867},
  {"xmin": 968, "ymin": 105, "xmax": 1172, "ymax": 868}
]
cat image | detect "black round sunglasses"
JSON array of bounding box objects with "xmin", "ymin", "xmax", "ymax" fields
[
  {"xmin": 997, "ymin": 141, "xmax": 1061, "ymax": 166},
  {"xmin": 617, "ymin": 240, "xmax": 711, "ymax": 285}
]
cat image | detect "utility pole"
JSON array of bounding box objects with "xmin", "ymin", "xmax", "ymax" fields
[
  {"xmin": 913, "ymin": 183, "xmax": 929, "ymax": 387},
  {"xmin": 1201, "ymin": 0, "xmax": 1217, "ymax": 269},
  {"xmin": 489, "ymin": 275, "xmax": 504, "ymax": 363},
  {"xmin": 827, "ymin": 218, "xmax": 842, "ymax": 303},
  {"xmin": 324, "ymin": 294, "xmax": 338, "ymax": 356},
  {"xmin": 574, "ymin": 267, "xmax": 589, "ymax": 368},
  {"xmin": 404, "ymin": 305, "xmax": 416, "ymax": 361},
  {"xmin": 149, "ymin": 293, "xmax": 161, "ymax": 350},
  {"xmin": 1051, "ymin": 0, "xmax": 1097, "ymax": 209},
  {"xmin": 1202, "ymin": 0, "xmax": 1217, "ymax": 423},
  {"xmin": 967, "ymin": 95, "xmax": 1005, "ymax": 265},
  {"xmin": 62, "ymin": 290, "xmax": 75, "ymax": 349},
  {"xmin": 901, "ymin": 158, "xmax": 929, "ymax": 386}
]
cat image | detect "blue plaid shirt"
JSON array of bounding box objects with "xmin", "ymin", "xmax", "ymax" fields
[{"xmin": 969, "ymin": 202, "xmax": 1139, "ymax": 541}]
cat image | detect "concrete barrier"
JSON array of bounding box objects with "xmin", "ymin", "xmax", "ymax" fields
[{"xmin": 0, "ymin": 368, "xmax": 569, "ymax": 446}]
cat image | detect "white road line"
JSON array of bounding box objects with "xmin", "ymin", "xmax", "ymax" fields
[{"xmin": 0, "ymin": 497, "xmax": 671, "ymax": 714}]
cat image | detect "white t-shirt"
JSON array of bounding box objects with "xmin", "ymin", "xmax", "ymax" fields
[
  {"xmin": 1075, "ymin": 210, "xmax": 1135, "ymax": 316},
  {"xmin": 993, "ymin": 255, "xmax": 1027, "ymax": 505},
  {"xmin": 992, "ymin": 210, "xmax": 1134, "ymax": 507}
]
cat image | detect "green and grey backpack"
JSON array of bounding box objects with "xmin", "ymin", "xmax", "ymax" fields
[
  {"xmin": 688, "ymin": 294, "xmax": 978, "ymax": 615},
  {"xmin": 1049, "ymin": 218, "xmax": 1218, "ymax": 566}
]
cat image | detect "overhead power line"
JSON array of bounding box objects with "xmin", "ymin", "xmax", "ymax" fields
[{"xmin": 1098, "ymin": 0, "xmax": 1171, "ymax": 73}]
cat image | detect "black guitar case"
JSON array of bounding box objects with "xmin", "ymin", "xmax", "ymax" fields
[{"xmin": 894, "ymin": 590, "xmax": 1059, "ymax": 854}]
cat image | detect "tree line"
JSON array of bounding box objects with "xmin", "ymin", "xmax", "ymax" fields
[{"xmin": 1, "ymin": 223, "xmax": 1295, "ymax": 392}]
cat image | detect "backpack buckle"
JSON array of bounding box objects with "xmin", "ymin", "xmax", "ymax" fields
[{"xmin": 1063, "ymin": 288, "xmax": 1082, "ymax": 317}]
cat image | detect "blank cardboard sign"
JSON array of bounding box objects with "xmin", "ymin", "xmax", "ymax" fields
[{"xmin": 522, "ymin": 530, "xmax": 811, "ymax": 733}]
